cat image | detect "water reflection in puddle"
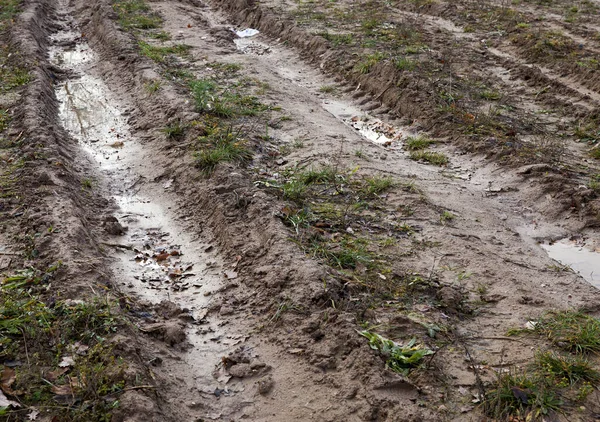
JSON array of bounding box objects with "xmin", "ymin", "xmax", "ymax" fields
[
  {"xmin": 50, "ymin": 34, "xmax": 239, "ymax": 393},
  {"xmin": 542, "ymin": 239, "xmax": 600, "ymax": 288}
]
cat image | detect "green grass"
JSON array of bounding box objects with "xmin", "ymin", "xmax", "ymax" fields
[
  {"xmin": 355, "ymin": 52, "xmax": 386, "ymax": 74},
  {"xmin": 144, "ymin": 80, "xmax": 161, "ymax": 94},
  {"xmin": 190, "ymin": 78, "xmax": 270, "ymax": 118},
  {"xmin": 533, "ymin": 311, "xmax": 600, "ymax": 354},
  {"xmin": 0, "ymin": 267, "xmax": 129, "ymax": 420},
  {"xmin": 194, "ymin": 123, "xmax": 252, "ymax": 174},
  {"xmin": 0, "ymin": 0, "xmax": 21, "ymax": 30},
  {"xmin": 317, "ymin": 31, "xmax": 354, "ymax": 46},
  {"xmin": 405, "ymin": 135, "xmax": 435, "ymax": 151},
  {"xmin": 161, "ymin": 121, "xmax": 186, "ymax": 139},
  {"xmin": 319, "ymin": 85, "xmax": 337, "ymax": 94},
  {"xmin": 409, "ymin": 150, "xmax": 449, "ymax": 166},
  {"xmin": 361, "ymin": 176, "xmax": 395, "ymax": 196},
  {"xmin": 536, "ymin": 351, "xmax": 600, "ymax": 386},
  {"xmin": 138, "ymin": 41, "xmax": 190, "ymax": 63},
  {"xmin": 0, "ymin": 109, "xmax": 9, "ymax": 133},
  {"xmin": 113, "ymin": 0, "xmax": 161, "ymax": 29},
  {"xmin": 480, "ymin": 89, "xmax": 502, "ymax": 100},
  {"xmin": 308, "ymin": 236, "xmax": 375, "ymax": 269},
  {"xmin": 484, "ymin": 350, "xmax": 600, "ymax": 420},
  {"xmin": 484, "ymin": 371, "xmax": 562, "ymax": 420},
  {"xmin": 395, "ymin": 56, "xmax": 417, "ymax": 71},
  {"xmin": 147, "ymin": 30, "xmax": 171, "ymax": 41}
]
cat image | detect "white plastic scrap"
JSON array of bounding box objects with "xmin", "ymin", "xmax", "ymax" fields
[{"xmin": 235, "ymin": 28, "xmax": 260, "ymax": 38}]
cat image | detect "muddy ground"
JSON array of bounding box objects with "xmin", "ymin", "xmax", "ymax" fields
[{"xmin": 2, "ymin": 0, "xmax": 600, "ymax": 420}]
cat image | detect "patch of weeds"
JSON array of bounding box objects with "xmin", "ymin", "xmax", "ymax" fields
[
  {"xmin": 138, "ymin": 41, "xmax": 190, "ymax": 64},
  {"xmin": 479, "ymin": 89, "xmax": 502, "ymax": 101},
  {"xmin": 161, "ymin": 120, "xmax": 186, "ymax": 139},
  {"xmin": 440, "ymin": 210, "xmax": 455, "ymax": 223},
  {"xmin": 81, "ymin": 178, "xmax": 93, "ymax": 190},
  {"xmin": 113, "ymin": 0, "xmax": 161, "ymax": 29},
  {"xmin": 207, "ymin": 61, "xmax": 243, "ymax": 76},
  {"xmin": 147, "ymin": 30, "xmax": 171, "ymax": 41},
  {"xmin": 194, "ymin": 121, "xmax": 252, "ymax": 174},
  {"xmin": 0, "ymin": 273, "xmax": 128, "ymax": 420},
  {"xmin": 577, "ymin": 57, "xmax": 600, "ymax": 70},
  {"xmin": 282, "ymin": 179, "xmax": 308, "ymax": 202},
  {"xmin": 395, "ymin": 56, "xmax": 417, "ymax": 71},
  {"xmin": 359, "ymin": 330, "xmax": 433, "ymax": 375},
  {"xmin": 485, "ymin": 351, "xmax": 600, "ymax": 420},
  {"xmin": 484, "ymin": 370, "xmax": 562, "ymax": 420},
  {"xmin": 409, "ymin": 150, "xmax": 449, "ymax": 166},
  {"xmin": 532, "ymin": 311, "xmax": 600, "ymax": 354},
  {"xmin": 309, "ymin": 236, "xmax": 376, "ymax": 270},
  {"xmin": 0, "ymin": 109, "xmax": 9, "ymax": 133},
  {"xmin": 317, "ymin": 31, "xmax": 354, "ymax": 46},
  {"xmin": 590, "ymin": 148, "xmax": 600, "ymax": 160},
  {"xmin": 189, "ymin": 78, "xmax": 270, "ymax": 118},
  {"xmin": 319, "ymin": 85, "xmax": 337, "ymax": 94},
  {"xmin": 0, "ymin": 50, "xmax": 30, "ymax": 93},
  {"xmin": 536, "ymin": 351, "xmax": 600, "ymax": 386},
  {"xmin": 144, "ymin": 80, "xmax": 161, "ymax": 94},
  {"xmin": 404, "ymin": 135, "xmax": 434, "ymax": 151},
  {"xmin": 588, "ymin": 174, "xmax": 600, "ymax": 190},
  {"xmin": 361, "ymin": 175, "xmax": 396, "ymax": 196},
  {"xmin": 355, "ymin": 52, "xmax": 386, "ymax": 74},
  {"xmin": 0, "ymin": 0, "xmax": 21, "ymax": 30}
]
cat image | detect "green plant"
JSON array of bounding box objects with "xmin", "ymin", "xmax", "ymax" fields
[
  {"xmin": 395, "ymin": 56, "xmax": 417, "ymax": 71},
  {"xmin": 359, "ymin": 330, "xmax": 433, "ymax": 375},
  {"xmin": 113, "ymin": 0, "xmax": 161, "ymax": 29},
  {"xmin": 361, "ymin": 176, "xmax": 395, "ymax": 196},
  {"xmin": 409, "ymin": 150, "xmax": 449, "ymax": 166},
  {"xmin": 440, "ymin": 210, "xmax": 455, "ymax": 223},
  {"xmin": 194, "ymin": 124, "xmax": 252, "ymax": 174},
  {"xmin": 355, "ymin": 52, "xmax": 386, "ymax": 74},
  {"xmin": 138, "ymin": 41, "xmax": 190, "ymax": 63},
  {"xmin": 405, "ymin": 135, "xmax": 434, "ymax": 151},
  {"xmin": 144, "ymin": 80, "xmax": 161, "ymax": 94},
  {"xmin": 161, "ymin": 121, "xmax": 186, "ymax": 139},
  {"xmin": 484, "ymin": 371, "xmax": 562, "ymax": 420},
  {"xmin": 319, "ymin": 85, "xmax": 337, "ymax": 93},
  {"xmin": 533, "ymin": 311, "xmax": 600, "ymax": 354},
  {"xmin": 536, "ymin": 351, "xmax": 600, "ymax": 386}
]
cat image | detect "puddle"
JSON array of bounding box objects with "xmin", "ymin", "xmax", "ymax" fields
[
  {"xmin": 542, "ymin": 239, "xmax": 600, "ymax": 287},
  {"xmin": 50, "ymin": 30, "xmax": 242, "ymax": 396}
]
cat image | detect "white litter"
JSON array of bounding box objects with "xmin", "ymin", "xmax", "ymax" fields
[{"xmin": 235, "ymin": 28, "xmax": 259, "ymax": 38}]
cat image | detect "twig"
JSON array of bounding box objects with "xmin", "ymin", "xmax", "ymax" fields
[
  {"xmin": 20, "ymin": 328, "xmax": 30, "ymax": 366},
  {"xmin": 124, "ymin": 385, "xmax": 156, "ymax": 391}
]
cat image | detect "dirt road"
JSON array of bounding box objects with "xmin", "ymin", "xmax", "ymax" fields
[{"xmin": 1, "ymin": 0, "xmax": 600, "ymax": 420}]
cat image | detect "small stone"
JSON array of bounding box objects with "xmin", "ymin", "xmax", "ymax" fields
[{"xmin": 257, "ymin": 376, "xmax": 274, "ymax": 395}]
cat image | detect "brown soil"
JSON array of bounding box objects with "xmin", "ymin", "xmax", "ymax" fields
[{"xmin": 2, "ymin": 0, "xmax": 600, "ymax": 421}]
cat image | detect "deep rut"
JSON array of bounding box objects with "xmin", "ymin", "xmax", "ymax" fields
[{"xmin": 34, "ymin": 0, "xmax": 600, "ymax": 420}]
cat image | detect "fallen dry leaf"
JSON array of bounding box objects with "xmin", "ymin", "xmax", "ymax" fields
[
  {"xmin": 51, "ymin": 384, "xmax": 73, "ymax": 396},
  {"xmin": 47, "ymin": 367, "xmax": 69, "ymax": 382},
  {"xmin": 0, "ymin": 389, "xmax": 19, "ymax": 408},
  {"xmin": 58, "ymin": 356, "xmax": 75, "ymax": 368},
  {"xmin": 0, "ymin": 367, "xmax": 16, "ymax": 395}
]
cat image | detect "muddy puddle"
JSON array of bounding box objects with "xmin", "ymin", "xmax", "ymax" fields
[
  {"xmin": 542, "ymin": 239, "xmax": 600, "ymax": 287},
  {"xmin": 49, "ymin": 27, "xmax": 247, "ymax": 404}
]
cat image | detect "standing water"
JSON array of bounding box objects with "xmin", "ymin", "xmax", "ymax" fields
[
  {"xmin": 49, "ymin": 20, "xmax": 248, "ymax": 413},
  {"xmin": 542, "ymin": 239, "xmax": 600, "ymax": 288}
]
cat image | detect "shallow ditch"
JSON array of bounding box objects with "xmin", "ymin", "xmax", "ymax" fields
[{"xmin": 48, "ymin": 9, "xmax": 252, "ymax": 414}]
